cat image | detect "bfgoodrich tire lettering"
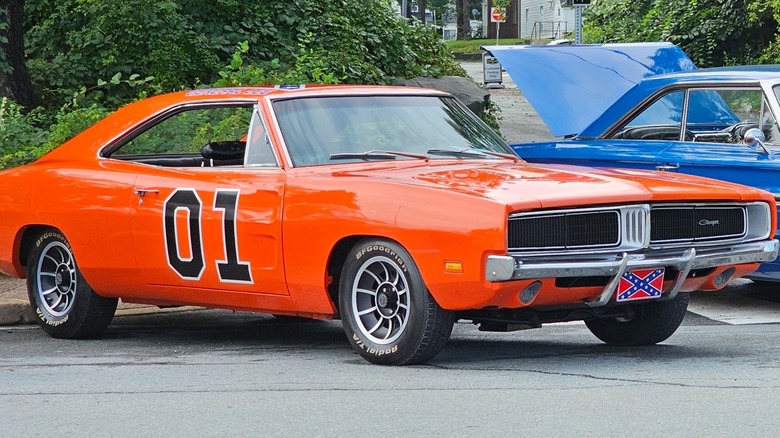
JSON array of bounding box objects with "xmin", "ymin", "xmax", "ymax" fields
[
  {"xmin": 27, "ymin": 229, "xmax": 118, "ymax": 339},
  {"xmin": 585, "ymin": 292, "xmax": 690, "ymax": 346},
  {"xmin": 339, "ymin": 239, "xmax": 454, "ymax": 365}
]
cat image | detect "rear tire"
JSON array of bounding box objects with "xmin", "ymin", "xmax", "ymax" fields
[
  {"xmin": 27, "ymin": 229, "xmax": 117, "ymax": 338},
  {"xmin": 339, "ymin": 239, "xmax": 453, "ymax": 365},
  {"xmin": 585, "ymin": 293, "xmax": 690, "ymax": 346}
]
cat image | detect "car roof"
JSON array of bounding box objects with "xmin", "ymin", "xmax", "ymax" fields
[
  {"xmin": 653, "ymin": 65, "xmax": 780, "ymax": 81},
  {"xmin": 579, "ymin": 66, "xmax": 780, "ymax": 138},
  {"xmin": 39, "ymin": 85, "xmax": 451, "ymax": 163}
]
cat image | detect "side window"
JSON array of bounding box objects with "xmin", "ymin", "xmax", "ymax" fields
[
  {"xmin": 110, "ymin": 106, "xmax": 253, "ymax": 167},
  {"xmin": 761, "ymin": 98, "xmax": 780, "ymax": 144},
  {"xmin": 244, "ymin": 107, "xmax": 278, "ymax": 167},
  {"xmin": 612, "ymin": 91, "xmax": 684, "ymax": 140},
  {"xmin": 686, "ymin": 88, "xmax": 777, "ymax": 144}
]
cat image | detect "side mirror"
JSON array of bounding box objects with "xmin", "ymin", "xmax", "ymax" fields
[{"xmin": 743, "ymin": 128, "xmax": 771, "ymax": 155}]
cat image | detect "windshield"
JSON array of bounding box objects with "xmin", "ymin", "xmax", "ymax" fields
[{"xmin": 272, "ymin": 95, "xmax": 514, "ymax": 167}]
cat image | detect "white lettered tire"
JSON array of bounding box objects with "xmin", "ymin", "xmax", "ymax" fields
[
  {"xmin": 27, "ymin": 229, "xmax": 117, "ymax": 338},
  {"xmin": 339, "ymin": 239, "xmax": 453, "ymax": 365}
]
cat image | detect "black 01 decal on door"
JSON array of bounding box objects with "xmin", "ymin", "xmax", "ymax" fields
[
  {"xmin": 214, "ymin": 189, "xmax": 253, "ymax": 283},
  {"xmin": 163, "ymin": 188, "xmax": 253, "ymax": 283}
]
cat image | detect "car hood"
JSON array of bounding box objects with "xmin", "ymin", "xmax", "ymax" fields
[
  {"xmin": 483, "ymin": 42, "xmax": 696, "ymax": 137},
  {"xmin": 336, "ymin": 161, "xmax": 762, "ymax": 210}
]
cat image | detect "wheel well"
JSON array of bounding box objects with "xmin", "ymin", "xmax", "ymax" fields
[
  {"xmin": 326, "ymin": 236, "xmax": 363, "ymax": 313},
  {"xmin": 18, "ymin": 225, "xmax": 56, "ymax": 269}
]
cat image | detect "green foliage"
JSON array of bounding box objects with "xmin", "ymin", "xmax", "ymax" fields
[
  {"xmin": 0, "ymin": 16, "xmax": 9, "ymax": 75},
  {"xmin": 0, "ymin": 103, "xmax": 110, "ymax": 169},
  {"xmin": 492, "ymin": 0, "xmax": 512, "ymax": 10},
  {"xmin": 446, "ymin": 38, "xmax": 527, "ymax": 54},
  {"xmin": 25, "ymin": 0, "xmax": 464, "ymax": 107},
  {"xmin": 0, "ymin": 0, "xmax": 480, "ymax": 169},
  {"xmin": 0, "ymin": 98, "xmax": 47, "ymax": 157},
  {"xmin": 481, "ymin": 98, "xmax": 502, "ymax": 136},
  {"xmin": 584, "ymin": 0, "xmax": 775, "ymax": 67},
  {"xmin": 748, "ymin": 0, "xmax": 780, "ymax": 63},
  {"xmin": 26, "ymin": 0, "xmax": 221, "ymax": 107},
  {"xmin": 214, "ymin": 41, "xmax": 341, "ymax": 87}
]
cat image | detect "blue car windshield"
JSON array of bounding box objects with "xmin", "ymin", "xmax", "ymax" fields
[{"xmin": 272, "ymin": 95, "xmax": 514, "ymax": 167}]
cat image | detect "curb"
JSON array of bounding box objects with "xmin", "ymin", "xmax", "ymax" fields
[
  {"xmin": 0, "ymin": 298, "xmax": 36, "ymax": 326},
  {"xmin": 0, "ymin": 298, "xmax": 203, "ymax": 327},
  {"xmin": 452, "ymin": 52, "xmax": 483, "ymax": 61}
]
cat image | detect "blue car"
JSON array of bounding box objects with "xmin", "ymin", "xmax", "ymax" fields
[{"xmin": 486, "ymin": 42, "xmax": 780, "ymax": 281}]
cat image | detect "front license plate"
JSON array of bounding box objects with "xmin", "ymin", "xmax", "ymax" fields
[{"xmin": 616, "ymin": 268, "xmax": 665, "ymax": 302}]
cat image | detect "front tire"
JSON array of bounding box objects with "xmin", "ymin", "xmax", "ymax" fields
[
  {"xmin": 585, "ymin": 293, "xmax": 690, "ymax": 346},
  {"xmin": 339, "ymin": 239, "xmax": 454, "ymax": 365},
  {"xmin": 27, "ymin": 229, "xmax": 117, "ymax": 338}
]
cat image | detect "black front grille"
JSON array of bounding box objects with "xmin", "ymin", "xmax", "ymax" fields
[
  {"xmin": 509, "ymin": 211, "xmax": 619, "ymax": 250},
  {"xmin": 651, "ymin": 206, "xmax": 745, "ymax": 243}
]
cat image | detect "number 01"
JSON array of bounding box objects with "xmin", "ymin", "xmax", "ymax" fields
[{"xmin": 163, "ymin": 188, "xmax": 253, "ymax": 283}]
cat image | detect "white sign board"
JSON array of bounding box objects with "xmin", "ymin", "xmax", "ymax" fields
[{"xmin": 482, "ymin": 52, "xmax": 502, "ymax": 85}]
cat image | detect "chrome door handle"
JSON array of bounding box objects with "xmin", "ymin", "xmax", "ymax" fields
[
  {"xmin": 133, "ymin": 188, "xmax": 160, "ymax": 197},
  {"xmin": 655, "ymin": 164, "xmax": 679, "ymax": 171}
]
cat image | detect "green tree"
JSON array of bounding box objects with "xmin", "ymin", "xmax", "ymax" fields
[
  {"xmin": 0, "ymin": 0, "xmax": 38, "ymax": 108},
  {"xmin": 24, "ymin": 0, "xmax": 465, "ymax": 108},
  {"xmin": 584, "ymin": 0, "xmax": 776, "ymax": 67},
  {"xmin": 748, "ymin": 0, "xmax": 780, "ymax": 63}
]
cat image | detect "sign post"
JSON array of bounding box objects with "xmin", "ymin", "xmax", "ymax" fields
[
  {"xmin": 490, "ymin": 6, "xmax": 506, "ymax": 45},
  {"xmin": 485, "ymin": 2, "xmax": 509, "ymax": 89},
  {"xmin": 572, "ymin": 0, "xmax": 591, "ymax": 44}
]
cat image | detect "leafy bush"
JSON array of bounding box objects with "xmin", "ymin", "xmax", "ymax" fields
[
  {"xmin": 1, "ymin": 0, "xmax": 479, "ymax": 169},
  {"xmin": 584, "ymin": 0, "xmax": 774, "ymax": 67},
  {"xmin": 0, "ymin": 103, "xmax": 110, "ymax": 169},
  {"xmin": 25, "ymin": 0, "xmax": 465, "ymax": 107},
  {"xmin": 0, "ymin": 98, "xmax": 46, "ymax": 157}
]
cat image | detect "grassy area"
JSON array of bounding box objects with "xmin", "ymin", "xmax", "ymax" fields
[{"xmin": 445, "ymin": 38, "xmax": 528, "ymax": 54}]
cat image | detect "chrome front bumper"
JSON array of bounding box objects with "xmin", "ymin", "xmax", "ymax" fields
[{"xmin": 486, "ymin": 239, "xmax": 779, "ymax": 307}]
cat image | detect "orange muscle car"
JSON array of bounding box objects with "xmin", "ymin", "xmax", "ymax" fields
[{"xmin": 0, "ymin": 86, "xmax": 776, "ymax": 365}]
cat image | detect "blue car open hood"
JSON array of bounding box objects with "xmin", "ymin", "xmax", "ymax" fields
[{"xmin": 483, "ymin": 42, "xmax": 696, "ymax": 137}]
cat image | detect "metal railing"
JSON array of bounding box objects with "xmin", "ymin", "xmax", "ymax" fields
[{"xmin": 529, "ymin": 21, "xmax": 568, "ymax": 40}]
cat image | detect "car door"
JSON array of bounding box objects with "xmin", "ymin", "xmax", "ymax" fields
[
  {"xmin": 654, "ymin": 87, "xmax": 780, "ymax": 194},
  {"xmin": 656, "ymin": 141, "xmax": 780, "ymax": 194},
  {"xmin": 113, "ymin": 104, "xmax": 289, "ymax": 300}
]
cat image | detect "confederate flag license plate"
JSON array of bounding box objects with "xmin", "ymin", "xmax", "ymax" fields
[{"xmin": 616, "ymin": 268, "xmax": 665, "ymax": 302}]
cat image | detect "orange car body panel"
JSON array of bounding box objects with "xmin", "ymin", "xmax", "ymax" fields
[{"xmin": 0, "ymin": 86, "xmax": 776, "ymax": 318}]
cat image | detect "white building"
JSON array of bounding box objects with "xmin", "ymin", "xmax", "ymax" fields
[{"xmin": 518, "ymin": 0, "xmax": 576, "ymax": 40}]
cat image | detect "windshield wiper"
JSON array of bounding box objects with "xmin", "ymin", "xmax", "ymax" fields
[
  {"xmin": 330, "ymin": 150, "xmax": 429, "ymax": 161},
  {"xmin": 330, "ymin": 151, "xmax": 397, "ymax": 161},
  {"xmin": 426, "ymin": 148, "xmax": 520, "ymax": 162}
]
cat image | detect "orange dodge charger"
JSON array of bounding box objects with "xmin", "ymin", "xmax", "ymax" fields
[{"xmin": 0, "ymin": 86, "xmax": 776, "ymax": 365}]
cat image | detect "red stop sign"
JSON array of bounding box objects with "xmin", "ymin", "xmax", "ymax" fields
[{"xmin": 491, "ymin": 7, "xmax": 506, "ymax": 22}]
